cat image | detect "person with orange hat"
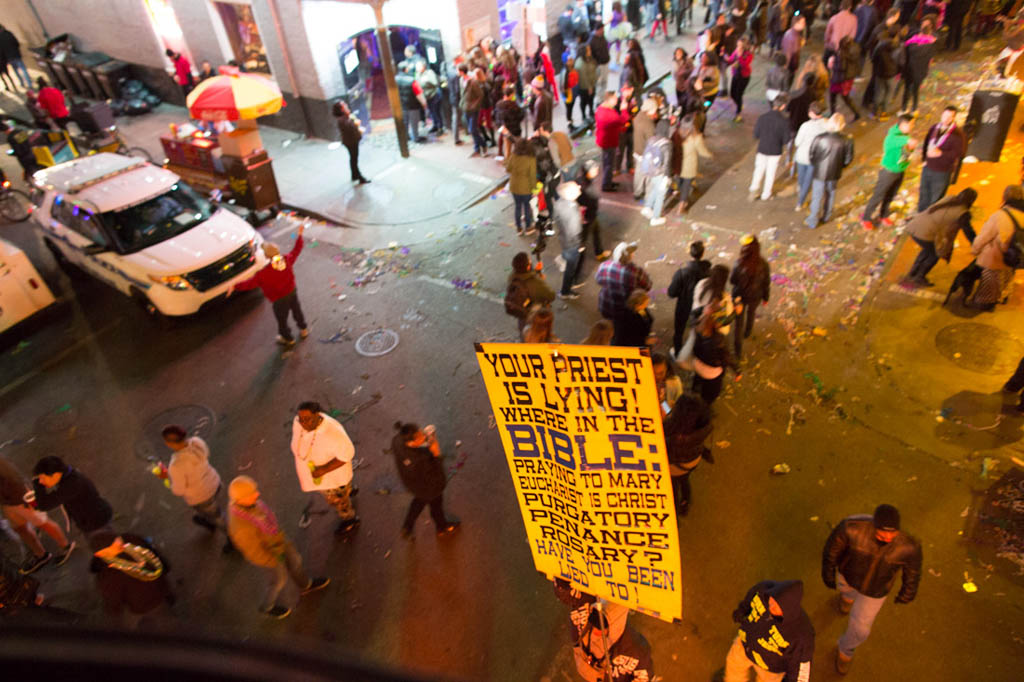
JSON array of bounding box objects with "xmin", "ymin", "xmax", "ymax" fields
[{"xmin": 227, "ymin": 475, "xmax": 329, "ymax": 619}]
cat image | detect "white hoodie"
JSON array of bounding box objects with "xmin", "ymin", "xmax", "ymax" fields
[{"xmin": 168, "ymin": 437, "xmax": 222, "ymax": 505}]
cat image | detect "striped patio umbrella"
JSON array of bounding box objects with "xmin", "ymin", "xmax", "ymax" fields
[{"xmin": 186, "ymin": 66, "xmax": 285, "ymax": 121}]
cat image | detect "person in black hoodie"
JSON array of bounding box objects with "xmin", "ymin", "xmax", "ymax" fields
[
  {"xmin": 333, "ymin": 101, "xmax": 370, "ymax": 185},
  {"xmin": 730, "ymin": 234, "xmax": 771, "ymax": 358},
  {"xmin": 392, "ymin": 422, "xmax": 459, "ymax": 538},
  {"xmin": 725, "ymin": 579, "xmax": 814, "ymax": 682},
  {"xmin": 663, "ymin": 393, "xmax": 713, "ymax": 515},
  {"xmin": 868, "ymin": 23, "xmax": 901, "ymax": 118},
  {"xmin": 667, "ymin": 240, "xmax": 711, "ymax": 357},
  {"xmin": 32, "ymin": 457, "xmax": 113, "ymax": 543}
]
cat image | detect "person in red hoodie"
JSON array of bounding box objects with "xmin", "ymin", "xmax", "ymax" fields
[
  {"xmin": 35, "ymin": 77, "xmax": 69, "ymax": 129},
  {"xmin": 595, "ymin": 87, "xmax": 634, "ymax": 192},
  {"xmin": 229, "ymin": 224, "xmax": 308, "ymax": 346}
]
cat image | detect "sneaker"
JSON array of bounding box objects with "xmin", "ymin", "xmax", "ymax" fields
[
  {"xmin": 640, "ymin": 207, "xmax": 654, "ymax": 218},
  {"xmin": 650, "ymin": 217, "xmax": 666, "ymax": 227},
  {"xmin": 880, "ymin": 217, "xmax": 895, "ymax": 227},
  {"xmin": 276, "ymin": 335, "xmax": 296, "ymax": 347},
  {"xmin": 795, "ymin": 205, "xmax": 804, "ymax": 212},
  {"xmin": 835, "ymin": 650, "xmax": 853, "ymax": 675},
  {"xmin": 299, "ymin": 328, "xmax": 310, "ymax": 339},
  {"xmin": 437, "ymin": 519, "xmax": 461, "ymax": 535},
  {"xmin": 860, "ymin": 219, "xmax": 876, "ymax": 231},
  {"xmin": 558, "ymin": 292, "xmax": 581, "ymax": 300},
  {"xmin": 264, "ymin": 605, "xmax": 291, "ymax": 619},
  {"xmin": 19, "ymin": 552, "xmax": 52, "ymax": 575},
  {"xmin": 53, "ymin": 542, "xmax": 76, "ymax": 567},
  {"xmin": 302, "ymin": 577, "xmax": 331, "ymax": 594}
]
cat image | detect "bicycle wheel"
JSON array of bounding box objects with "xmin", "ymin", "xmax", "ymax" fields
[
  {"xmin": 0, "ymin": 189, "xmax": 32, "ymax": 222},
  {"xmin": 123, "ymin": 146, "xmax": 153, "ymax": 162}
]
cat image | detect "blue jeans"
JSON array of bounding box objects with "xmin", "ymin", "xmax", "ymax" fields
[
  {"xmin": 512, "ymin": 194, "xmax": 533, "ymax": 229},
  {"xmin": 560, "ymin": 247, "xmax": 583, "ymax": 295},
  {"xmin": 908, "ymin": 235, "xmax": 939, "ymax": 280},
  {"xmin": 9, "ymin": 58, "xmax": 29, "ymax": 89},
  {"xmin": 644, "ymin": 175, "xmax": 670, "ymax": 218},
  {"xmin": 836, "ymin": 571, "xmax": 888, "ymax": 658},
  {"xmin": 796, "ymin": 163, "xmax": 813, "ymax": 207},
  {"xmin": 918, "ymin": 167, "xmax": 951, "ymax": 213},
  {"xmin": 806, "ymin": 178, "xmax": 837, "ymax": 229},
  {"xmin": 466, "ymin": 111, "xmax": 486, "ymax": 153}
]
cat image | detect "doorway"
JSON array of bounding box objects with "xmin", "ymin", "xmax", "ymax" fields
[{"xmin": 337, "ymin": 26, "xmax": 445, "ymax": 128}]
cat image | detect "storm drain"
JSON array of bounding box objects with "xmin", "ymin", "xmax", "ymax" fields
[
  {"xmin": 935, "ymin": 323, "xmax": 1024, "ymax": 375},
  {"xmin": 355, "ymin": 329, "xmax": 399, "ymax": 357}
]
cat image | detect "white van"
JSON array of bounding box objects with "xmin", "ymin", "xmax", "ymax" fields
[{"xmin": 30, "ymin": 153, "xmax": 265, "ymax": 316}]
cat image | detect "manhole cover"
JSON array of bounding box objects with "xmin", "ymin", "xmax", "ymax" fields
[
  {"xmin": 355, "ymin": 329, "xmax": 399, "ymax": 357},
  {"xmin": 935, "ymin": 323, "xmax": 1024, "ymax": 375},
  {"xmin": 133, "ymin": 405, "xmax": 217, "ymax": 462}
]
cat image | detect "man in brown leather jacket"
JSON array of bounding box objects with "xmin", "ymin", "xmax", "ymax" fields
[{"xmin": 821, "ymin": 503, "xmax": 922, "ymax": 675}]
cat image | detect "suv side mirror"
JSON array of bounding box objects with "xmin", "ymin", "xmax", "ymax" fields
[{"xmin": 82, "ymin": 243, "xmax": 107, "ymax": 255}]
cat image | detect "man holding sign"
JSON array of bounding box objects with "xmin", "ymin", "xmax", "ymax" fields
[{"xmin": 475, "ymin": 342, "xmax": 682, "ymax": 622}]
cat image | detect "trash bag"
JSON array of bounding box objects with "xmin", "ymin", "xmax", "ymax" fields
[
  {"xmin": 143, "ymin": 93, "xmax": 162, "ymax": 106},
  {"xmin": 120, "ymin": 79, "xmax": 145, "ymax": 96},
  {"xmin": 123, "ymin": 99, "xmax": 152, "ymax": 116}
]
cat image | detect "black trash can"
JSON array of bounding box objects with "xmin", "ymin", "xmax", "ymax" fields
[{"xmin": 965, "ymin": 89, "xmax": 1021, "ymax": 162}]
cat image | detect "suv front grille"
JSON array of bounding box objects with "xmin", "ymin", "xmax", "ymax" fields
[{"xmin": 186, "ymin": 243, "xmax": 256, "ymax": 292}]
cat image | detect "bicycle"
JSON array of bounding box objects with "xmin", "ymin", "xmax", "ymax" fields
[
  {"xmin": 0, "ymin": 168, "xmax": 32, "ymax": 222},
  {"xmin": 76, "ymin": 126, "xmax": 152, "ymax": 162}
]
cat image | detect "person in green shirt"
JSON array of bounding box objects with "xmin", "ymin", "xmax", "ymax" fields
[{"xmin": 861, "ymin": 114, "xmax": 919, "ymax": 230}]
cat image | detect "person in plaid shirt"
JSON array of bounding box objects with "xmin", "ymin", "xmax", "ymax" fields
[{"xmin": 596, "ymin": 242, "xmax": 653, "ymax": 320}]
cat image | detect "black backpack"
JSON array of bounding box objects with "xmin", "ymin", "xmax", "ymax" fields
[
  {"xmin": 505, "ymin": 277, "xmax": 531, "ymax": 319},
  {"xmin": 1001, "ymin": 209, "xmax": 1024, "ymax": 269}
]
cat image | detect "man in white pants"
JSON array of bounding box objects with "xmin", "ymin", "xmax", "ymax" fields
[{"xmin": 749, "ymin": 94, "xmax": 791, "ymax": 202}]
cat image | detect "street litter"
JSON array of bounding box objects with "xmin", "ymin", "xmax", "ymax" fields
[{"xmin": 771, "ymin": 463, "xmax": 791, "ymax": 475}]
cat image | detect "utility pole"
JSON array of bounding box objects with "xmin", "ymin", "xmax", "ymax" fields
[
  {"xmin": 337, "ymin": 0, "xmax": 408, "ymax": 157},
  {"xmin": 369, "ymin": 0, "xmax": 409, "ymax": 158}
]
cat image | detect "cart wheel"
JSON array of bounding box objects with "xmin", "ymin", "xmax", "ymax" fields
[{"xmin": 0, "ymin": 188, "xmax": 32, "ymax": 222}]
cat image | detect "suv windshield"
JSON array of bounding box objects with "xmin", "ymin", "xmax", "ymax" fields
[{"xmin": 102, "ymin": 182, "xmax": 214, "ymax": 254}]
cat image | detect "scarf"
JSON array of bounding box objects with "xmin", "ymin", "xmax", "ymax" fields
[
  {"xmin": 230, "ymin": 500, "xmax": 281, "ymax": 537},
  {"xmin": 102, "ymin": 543, "xmax": 164, "ymax": 582}
]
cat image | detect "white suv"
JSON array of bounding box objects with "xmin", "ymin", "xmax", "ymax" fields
[{"xmin": 30, "ymin": 153, "xmax": 265, "ymax": 316}]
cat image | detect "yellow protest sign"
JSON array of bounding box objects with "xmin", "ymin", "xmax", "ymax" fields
[{"xmin": 475, "ymin": 342, "xmax": 682, "ymax": 622}]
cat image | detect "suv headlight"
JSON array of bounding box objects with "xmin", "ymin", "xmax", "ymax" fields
[{"xmin": 148, "ymin": 274, "xmax": 193, "ymax": 291}]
